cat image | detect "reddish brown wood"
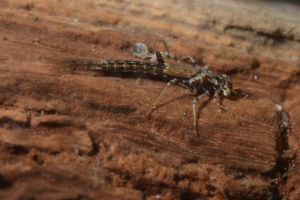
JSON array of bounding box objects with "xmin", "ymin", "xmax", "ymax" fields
[{"xmin": 0, "ymin": 1, "xmax": 299, "ymax": 199}]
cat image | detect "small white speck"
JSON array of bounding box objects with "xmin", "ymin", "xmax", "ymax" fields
[
  {"xmin": 91, "ymin": 45, "xmax": 96, "ymax": 52},
  {"xmin": 33, "ymin": 38, "xmax": 40, "ymax": 43},
  {"xmin": 275, "ymin": 104, "xmax": 283, "ymax": 111}
]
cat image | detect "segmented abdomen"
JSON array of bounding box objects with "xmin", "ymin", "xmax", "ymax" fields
[{"xmin": 62, "ymin": 59, "xmax": 165, "ymax": 75}]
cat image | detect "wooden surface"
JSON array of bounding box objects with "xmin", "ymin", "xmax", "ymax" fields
[{"xmin": 0, "ymin": 1, "xmax": 299, "ymax": 199}]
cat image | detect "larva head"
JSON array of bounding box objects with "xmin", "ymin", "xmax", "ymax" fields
[{"xmin": 219, "ymin": 74, "xmax": 233, "ymax": 97}]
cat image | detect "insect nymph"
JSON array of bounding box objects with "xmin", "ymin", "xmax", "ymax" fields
[{"xmin": 61, "ymin": 43, "xmax": 242, "ymax": 136}]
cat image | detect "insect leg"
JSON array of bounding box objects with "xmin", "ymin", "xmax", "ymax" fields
[
  {"xmin": 147, "ymin": 78, "xmax": 192, "ymax": 118},
  {"xmin": 214, "ymin": 92, "xmax": 243, "ymax": 125},
  {"xmin": 192, "ymin": 91, "xmax": 210, "ymax": 137},
  {"xmin": 147, "ymin": 78, "xmax": 178, "ymax": 118},
  {"xmin": 213, "ymin": 91, "xmax": 230, "ymax": 113}
]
